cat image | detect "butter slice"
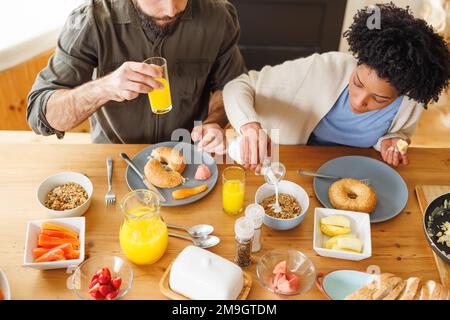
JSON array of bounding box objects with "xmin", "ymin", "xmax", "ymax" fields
[{"xmin": 169, "ymin": 246, "xmax": 244, "ymax": 300}]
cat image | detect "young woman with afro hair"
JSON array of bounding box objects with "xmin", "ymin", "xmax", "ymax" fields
[{"xmin": 224, "ymin": 3, "xmax": 450, "ymax": 172}]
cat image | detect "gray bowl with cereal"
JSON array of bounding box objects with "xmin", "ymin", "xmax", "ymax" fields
[
  {"xmin": 255, "ymin": 180, "xmax": 309, "ymax": 231},
  {"xmin": 37, "ymin": 172, "xmax": 93, "ymax": 218}
]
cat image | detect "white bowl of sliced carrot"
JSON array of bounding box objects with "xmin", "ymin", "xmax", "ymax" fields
[{"xmin": 23, "ymin": 217, "xmax": 85, "ymax": 270}]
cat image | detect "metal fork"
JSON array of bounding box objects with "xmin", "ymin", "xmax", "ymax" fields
[
  {"xmin": 297, "ymin": 169, "xmax": 371, "ymax": 185},
  {"xmin": 105, "ymin": 157, "xmax": 116, "ymax": 206}
]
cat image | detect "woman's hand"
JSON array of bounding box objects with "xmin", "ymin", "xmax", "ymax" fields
[
  {"xmin": 240, "ymin": 122, "xmax": 271, "ymax": 173},
  {"xmin": 380, "ymin": 138, "xmax": 409, "ymax": 166}
]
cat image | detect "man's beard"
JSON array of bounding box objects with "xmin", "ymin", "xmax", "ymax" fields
[{"xmin": 133, "ymin": 1, "xmax": 183, "ymax": 37}]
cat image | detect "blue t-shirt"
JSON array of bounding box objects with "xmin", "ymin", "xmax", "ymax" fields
[{"xmin": 308, "ymin": 86, "xmax": 403, "ymax": 147}]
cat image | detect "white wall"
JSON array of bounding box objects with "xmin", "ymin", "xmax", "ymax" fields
[
  {"xmin": 339, "ymin": 0, "xmax": 424, "ymax": 52},
  {"xmin": 0, "ymin": 0, "xmax": 85, "ymax": 71}
]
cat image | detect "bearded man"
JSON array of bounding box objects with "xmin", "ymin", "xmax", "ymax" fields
[{"xmin": 27, "ymin": 0, "xmax": 245, "ymax": 153}]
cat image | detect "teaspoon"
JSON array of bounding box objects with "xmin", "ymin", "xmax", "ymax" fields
[
  {"xmin": 169, "ymin": 232, "xmax": 220, "ymax": 249},
  {"xmin": 167, "ymin": 223, "xmax": 214, "ymax": 238}
]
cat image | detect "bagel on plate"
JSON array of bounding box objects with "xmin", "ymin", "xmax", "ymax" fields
[
  {"xmin": 328, "ymin": 178, "xmax": 377, "ymax": 213},
  {"xmin": 144, "ymin": 147, "xmax": 186, "ymax": 188}
]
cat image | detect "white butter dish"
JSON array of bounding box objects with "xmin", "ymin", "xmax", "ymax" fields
[{"xmin": 168, "ymin": 246, "xmax": 244, "ymax": 300}]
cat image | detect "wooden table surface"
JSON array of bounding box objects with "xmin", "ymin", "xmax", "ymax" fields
[{"xmin": 1, "ymin": 144, "xmax": 449, "ymax": 300}]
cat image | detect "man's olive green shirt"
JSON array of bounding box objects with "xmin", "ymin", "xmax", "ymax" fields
[{"xmin": 27, "ymin": 0, "xmax": 246, "ymax": 143}]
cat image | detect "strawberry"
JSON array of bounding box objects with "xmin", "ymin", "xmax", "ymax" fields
[
  {"xmin": 91, "ymin": 290, "xmax": 105, "ymax": 300},
  {"xmin": 111, "ymin": 277, "xmax": 122, "ymax": 290},
  {"xmin": 90, "ymin": 267, "xmax": 119, "ymax": 300},
  {"xmin": 98, "ymin": 284, "xmax": 114, "ymax": 297},
  {"xmin": 98, "ymin": 267, "xmax": 111, "ymax": 285},
  {"xmin": 91, "ymin": 273, "xmax": 99, "ymax": 283},
  {"xmin": 102, "ymin": 267, "xmax": 111, "ymax": 278},
  {"xmin": 88, "ymin": 282, "xmax": 100, "ymax": 294},
  {"xmin": 98, "ymin": 274, "xmax": 110, "ymax": 285},
  {"xmin": 89, "ymin": 278, "xmax": 99, "ymax": 289},
  {"xmin": 105, "ymin": 290, "xmax": 119, "ymax": 300}
]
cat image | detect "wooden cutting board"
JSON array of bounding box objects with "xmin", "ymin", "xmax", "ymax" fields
[{"xmin": 415, "ymin": 185, "xmax": 450, "ymax": 289}]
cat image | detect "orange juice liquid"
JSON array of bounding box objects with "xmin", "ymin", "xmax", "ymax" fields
[
  {"xmin": 148, "ymin": 78, "xmax": 172, "ymax": 113},
  {"xmin": 119, "ymin": 208, "xmax": 168, "ymax": 265},
  {"xmin": 222, "ymin": 179, "xmax": 245, "ymax": 215}
]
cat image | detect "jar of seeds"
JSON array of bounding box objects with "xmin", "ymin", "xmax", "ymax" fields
[{"xmin": 234, "ymin": 217, "xmax": 254, "ymax": 267}]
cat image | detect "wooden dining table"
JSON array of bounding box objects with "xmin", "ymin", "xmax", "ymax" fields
[{"xmin": 1, "ymin": 143, "xmax": 449, "ymax": 300}]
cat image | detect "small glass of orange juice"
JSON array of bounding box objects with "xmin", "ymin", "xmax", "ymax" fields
[
  {"xmin": 222, "ymin": 166, "xmax": 246, "ymax": 216},
  {"xmin": 119, "ymin": 189, "xmax": 168, "ymax": 265},
  {"xmin": 144, "ymin": 57, "xmax": 172, "ymax": 114}
]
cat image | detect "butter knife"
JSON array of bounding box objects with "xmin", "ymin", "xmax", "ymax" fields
[
  {"xmin": 297, "ymin": 169, "xmax": 371, "ymax": 185},
  {"xmin": 120, "ymin": 152, "xmax": 167, "ymax": 202}
]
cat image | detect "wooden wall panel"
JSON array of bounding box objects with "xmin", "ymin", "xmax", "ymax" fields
[{"xmin": 0, "ymin": 49, "xmax": 89, "ymax": 133}]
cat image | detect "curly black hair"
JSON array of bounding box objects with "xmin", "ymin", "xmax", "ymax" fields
[{"xmin": 344, "ymin": 2, "xmax": 450, "ymax": 105}]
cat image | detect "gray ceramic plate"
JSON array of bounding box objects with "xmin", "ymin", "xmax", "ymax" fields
[
  {"xmin": 125, "ymin": 142, "xmax": 218, "ymax": 207},
  {"xmin": 313, "ymin": 156, "xmax": 408, "ymax": 223}
]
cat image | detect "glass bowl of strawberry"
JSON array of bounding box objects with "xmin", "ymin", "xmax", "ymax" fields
[{"xmin": 70, "ymin": 256, "xmax": 133, "ymax": 300}]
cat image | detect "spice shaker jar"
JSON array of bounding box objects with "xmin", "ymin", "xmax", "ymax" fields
[
  {"xmin": 245, "ymin": 204, "xmax": 265, "ymax": 253},
  {"xmin": 234, "ymin": 217, "xmax": 255, "ymax": 267}
]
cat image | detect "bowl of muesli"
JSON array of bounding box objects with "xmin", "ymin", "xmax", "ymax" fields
[
  {"xmin": 37, "ymin": 172, "xmax": 93, "ymax": 218},
  {"xmin": 255, "ymin": 180, "xmax": 309, "ymax": 231}
]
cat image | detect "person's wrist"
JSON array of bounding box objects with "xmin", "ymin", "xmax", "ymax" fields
[
  {"xmin": 94, "ymin": 76, "xmax": 115, "ymax": 105},
  {"xmin": 201, "ymin": 121, "xmax": 223, "ymax": 130},
  {"xmin": 240, "ymin": 121, "xmax": 261, "ymax": 134}
]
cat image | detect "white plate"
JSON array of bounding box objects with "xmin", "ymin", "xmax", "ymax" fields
[
  {"xmin": 23, "ymin": 217, "xmax": 85, "ymax": 270},
  {"xmin": 313, "ymin": 208, "xmax": 372, "ymax": 261},
  {"xmin": 0, "ymin": 269, "xmax": 11, "ymax": 300}
]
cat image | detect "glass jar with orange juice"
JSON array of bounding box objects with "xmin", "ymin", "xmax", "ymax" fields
[
  {"xmin": 119, "ymin": 190, "xmax": 168, "ymax": 265},
  {"xmin": 222, "ymin": 166, "xmax": 246, "ymax": 215}
]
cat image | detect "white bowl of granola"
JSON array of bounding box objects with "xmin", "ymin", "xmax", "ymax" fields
[
  {"xmin": 255, "ymin": 180, "xmax": 309, "ymax": 231},
  {"xmin": 37, "ymin": 172, "xmax": 93, "ymax": 218}
]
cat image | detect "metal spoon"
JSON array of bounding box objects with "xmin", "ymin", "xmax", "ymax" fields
[
  {"xmin": 167, "ymin": 223, "xmax": 214, "ymax": 238},
  {"xmin": 169, "ymin": 232, "xmax": 220, "ymax": 249}
]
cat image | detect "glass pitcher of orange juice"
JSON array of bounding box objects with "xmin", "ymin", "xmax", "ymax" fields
[{"xmin": 119, "ymin": 189, "xmax": 168, "ymax": 265}]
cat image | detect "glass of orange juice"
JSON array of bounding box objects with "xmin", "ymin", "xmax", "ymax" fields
[
  {"xmin": 144, "ymin": 57, "xmax": 172, "ymax": 114},
  {"xmin": 222, "ymin": 166, "xmax": 246, "ymax": 216},
  {"xmin": 119, "ymin": 189, "xmax": 168, "ymax": 265}
]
